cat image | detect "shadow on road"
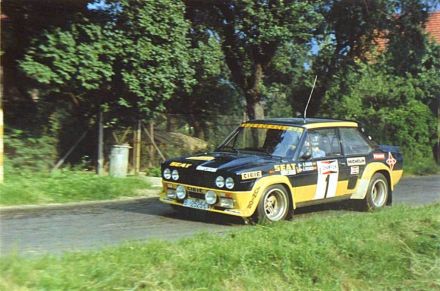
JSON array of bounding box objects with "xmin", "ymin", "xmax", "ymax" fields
[{"xmin": 104, "ymin": 196, "xmax": 361, "ymax": 226}]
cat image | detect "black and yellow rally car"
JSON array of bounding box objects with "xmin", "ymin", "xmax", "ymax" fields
[{"xmin": 160, "ymin": 118, "xmax": 403, "ymax": 223}]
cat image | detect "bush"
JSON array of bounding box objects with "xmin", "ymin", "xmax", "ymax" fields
[
  {"xmin": 4, "ymin": 129, "xmax": 57, "ymax": 172},
  {"xmin": 145, "ymin": 166, "xmax": 161, "ymax": 177},
  {"xmin": 405, "ymin": 157, "xmax": 440, "ymax": 175}
]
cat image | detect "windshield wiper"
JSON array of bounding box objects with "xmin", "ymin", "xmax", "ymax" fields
[{"xmin": 216, "ymin": 147, "xmax": 241, "ymax": 154}]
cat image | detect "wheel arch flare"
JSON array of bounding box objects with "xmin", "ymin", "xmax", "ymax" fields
[
  {"xmin": 350, "ymin": 162, "xmax": 394, "ymax": 200},
  {"xmin": 245, "ymin": 175, "xmax": 296, "ymax": 217}
]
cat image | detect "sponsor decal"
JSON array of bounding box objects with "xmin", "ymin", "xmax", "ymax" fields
[
  {"xmin": 350, "ymin": 166, "xmax": 360, "ymax": 175},
  {"xmin": 318, "ymin": 160, "xmax": 338, "ymax": 175},
  {"xmin": 241, "ymin": 171, "xmax": 263, "ymax": 180},
  {"xmin": 274, "ymin": 163, "xmax": 297, "ymax": 176},
  {"xmin": 296, "ymin": 161, "xmax": 317, "ymax": 174},
  {"xmin": 347, "ymin": 157, "xmax": 366, "ymax": 166},
  {"xmin": 247, "ymin": 186, "xmax": 261, "ymax": 209},
  {"xmin": 196, "ymin": 165, "xmax": 217, "ymax": 172},
  {"xmin": 186, "ymin": 156, "xmax": 215, "ymax": 161},
  {"xmin": 169, "ymin": 162, "xmax": 192, "ymax": 168},
  {"xmin": 315, "ymin": 160, "xmax": 339, "ymax": 199},
  {"xmin": 373, "ymin": 153, "xmax": 386, "ymax": 160},
  {"xmin": 241, "ymin": 123, "xmax": 303, "ymax": 132},
  {"xmin": 386, "ymin": 152, "xmax": 397, "ymax": 171}
]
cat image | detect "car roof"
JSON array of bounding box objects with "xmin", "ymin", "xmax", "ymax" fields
[{"xmin": 243, "ymin": 118, "xmax": 358, "ymax": 129}]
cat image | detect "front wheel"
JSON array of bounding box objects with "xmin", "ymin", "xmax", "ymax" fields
[
  {"xmin": 362, "ymin": 173, "xmax": 389, "ymax": 211},
  {"xmin": 253, "ymin": 184, "xmax": 291, "ymax": 223}
]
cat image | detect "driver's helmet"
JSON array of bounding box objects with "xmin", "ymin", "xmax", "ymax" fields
[{"xmin": 310, "ymin": 134, "xmax": 320, "ymax": 147}]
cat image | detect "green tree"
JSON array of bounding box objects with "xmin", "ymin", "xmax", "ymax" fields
[
  {"xmin": 322, "ymin": 62, "xmax": 436, "ymax": 161},
  {"xmin": 290, "ymin": 0, "xmax": 396, "ymax": 116},
  {"xmin": 20, "ymin": 0, "xmax": 195, "ymax": 123},
  {"xmin": 186, "ymin": 0, "xmax": 321, "ymax": 120},
  {"xmin": 165, "ymin": 23, "xmax": 242, "ymax": 139},
  {"xmin": 110, "ymin": 0, "xmax": 195, "ymax": 120}
]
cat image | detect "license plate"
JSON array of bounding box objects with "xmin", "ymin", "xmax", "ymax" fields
[{"xmin": 183, "ymin": 198, "xmax": 208, "ymax": 210}]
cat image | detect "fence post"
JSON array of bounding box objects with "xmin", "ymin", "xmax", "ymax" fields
[
  {"xmin": 97, "ymin": 108, "xmax": 104, "ymax": 175},
  {"xmin": 133, "ymin": 119, "xmax": 141, "ymax": 175}
]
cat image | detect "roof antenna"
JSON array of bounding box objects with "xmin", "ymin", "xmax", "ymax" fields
[{"xmin": 303, "ymin": 75, "xmax": 318, "ymax": 123}]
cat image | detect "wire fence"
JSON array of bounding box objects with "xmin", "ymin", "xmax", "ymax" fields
[{"xmin": 105, "ymin": 114, "xmax": 244, "ymax": 172}]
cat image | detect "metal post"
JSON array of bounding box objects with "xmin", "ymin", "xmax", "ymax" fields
[
  {"xmin": 133, "ymin": 119, "xmax": 141, "ymax": 175},
  {"xmin": 97, "ymin": 109, "xmax": 104, "ymax": 175}
]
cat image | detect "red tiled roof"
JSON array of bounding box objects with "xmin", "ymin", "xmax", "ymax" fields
[
  {"xmin": 374, "ymin": 11, "xmax": 440, "ymax": 53},
  {"xmin": 426, "ymin": 11, "xmax": 440, "ymax": 43}
]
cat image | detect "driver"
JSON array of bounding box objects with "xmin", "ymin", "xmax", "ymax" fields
[{"xmin": 310, "ymin": 134, "xmax": 326, "ymax": 158}]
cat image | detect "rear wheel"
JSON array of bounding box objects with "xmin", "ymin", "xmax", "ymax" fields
[
  {"xmin": 362, "ymin": 173, "xmax": 389, "ymax": 211},
  {"xmin": 253, "ymin": 184, "xmax": 291, "ymax": 223}
]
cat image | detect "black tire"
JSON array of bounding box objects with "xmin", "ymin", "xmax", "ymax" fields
[
  {"xmin": 253, "ymin": 184, "xmax": 291, "ymax": 223},
  {"xmin": 362, "ymin": 173, "xmax": 389, "ymax": 211}
]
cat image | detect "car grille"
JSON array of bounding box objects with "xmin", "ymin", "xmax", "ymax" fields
[{"xmin": 188, "ymin": 191, "xmax": 205, "ymax": 200}]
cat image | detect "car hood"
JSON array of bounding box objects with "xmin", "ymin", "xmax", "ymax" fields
[{"xmin": 163, "ymin": 152, "xmax": 276, "ymax": 175}]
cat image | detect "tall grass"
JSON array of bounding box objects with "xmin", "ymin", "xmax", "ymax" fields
[
  {"xmin": 0, "ymin": 171, "xmax": 151, "ymax": 205},
  {"xmin": 1, "ymin": 204, "xmax": 439, "ymax": 290}
]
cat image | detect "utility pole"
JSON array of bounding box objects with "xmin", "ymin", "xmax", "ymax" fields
[
  {"xmin": 132, "ymin": 119, "xmax": 141, "ymax": 175},
  {"xmin": 97, "ymin": 108, "xmax": 104, "ymax": 175}
]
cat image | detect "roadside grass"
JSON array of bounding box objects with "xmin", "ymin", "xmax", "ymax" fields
[
  {"xmin": 1, "ymin": 204, "xmax": 439, "ymax": 290},
  {"xmin": 0, "ymin": 171, "xmax": 151, "ymax": 206},
  {"xmin": 404, "ymin": 158, "xmax": 440, "ymax": 176}
]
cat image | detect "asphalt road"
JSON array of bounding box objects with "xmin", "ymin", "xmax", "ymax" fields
[{"xmin": 1, "ymin": 175, "xmax": 439, "ymax": 256}]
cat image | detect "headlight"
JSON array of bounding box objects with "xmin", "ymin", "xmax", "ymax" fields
[
  {"xmin": 215, "ymin": 176, "xmax": 224, "ymax": 188},
  {"xmin": 225, "ymin": 177, "xmax": 234, "ymax": 189},
  {"xmin": 205, "ymin": 190, "xmax": 217, "ymax": 205},
  {"xmin": 172, "ymin": 169, "xmax": 179, "ymax": 181},
  {"xmin": 167, "ymin": 188, "xmax": 176, "ymax": 199},
  {"xmin": 163, "ymin": 168, "xmax": 171, "ymax": 179},
  {"xmin": 176, "ymin": 185, "xmax": 186, "ymax": 199},
  {"xmin": 220, "ymin": 197, "xmax": 234, "ymax": 208}
]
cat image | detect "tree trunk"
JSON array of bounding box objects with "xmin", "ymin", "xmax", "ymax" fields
[
  {"xmin": 246, "ymin": 100, "xmax": 265, "ymax": 121},
  {"xmin": 245, "ymin": 63, "xmax": 265, "ymax": 120},
  {"xmin": 188, "ymin": 114, "xmax": 205, "ymax": 139},
  {"xmin": 166, "ymin": 115, "xmax": 179, "ymax": 132}
]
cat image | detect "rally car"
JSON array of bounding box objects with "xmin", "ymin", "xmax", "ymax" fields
[{"xmin": 160, "ymin": 118, "xmax": 403, "ymax": 223}]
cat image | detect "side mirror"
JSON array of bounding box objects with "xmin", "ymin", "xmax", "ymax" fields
[{"xmin": 301, "ymin": 151, "xmax": 312, "ymax": 160}]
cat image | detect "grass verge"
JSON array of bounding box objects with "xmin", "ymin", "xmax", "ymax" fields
[
  {"xmin": 404, "ymin": 157, "xmax": 440, "ymax": 176},
  {"xmin": 1, "ymin": 204, "xmax": 439, "ymax": 290},
  {"xmin": 0, "ymin": 171, "xmax": 151, "ymax": 206}
]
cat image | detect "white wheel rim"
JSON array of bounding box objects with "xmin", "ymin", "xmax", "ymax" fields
[
  {"xmin": 371, "ymin": 180, "xmax": 387, "ymax": 207},
  {"xmin": 264, "ymin": 189, "xmax": 288, "ymax": 221}
]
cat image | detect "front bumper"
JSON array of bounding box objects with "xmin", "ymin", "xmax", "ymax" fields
[{"xmin": 160, "ymin": 181, "xmax": 259, "ymax": 217}]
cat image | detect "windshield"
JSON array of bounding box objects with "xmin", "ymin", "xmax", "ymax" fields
[{"xmin": 217, "ymin": 123, "xmax": 304, "ymax": 158}]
